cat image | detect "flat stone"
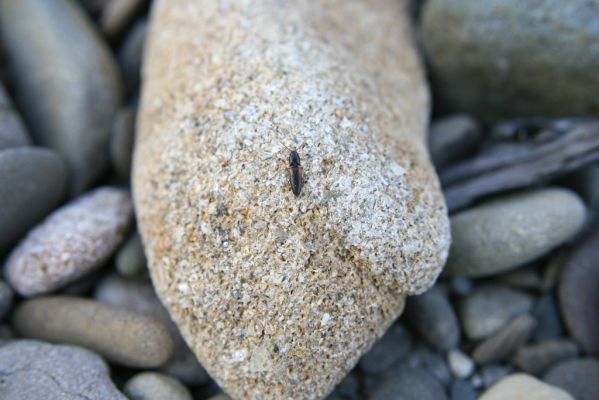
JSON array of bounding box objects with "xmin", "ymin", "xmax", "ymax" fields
[
  {"xmin": 0, "ymin": 339, "xmax": 125, "ymax": 400},
  {"xmin": 472, "ymin": 314, "xmax": 536, "ymax": 365},
  {"xmin": 558, "ymin": 228, "xmax": 599, "ymax": 355},
  {"xmin": 13, "ymin": 296, "xmax": 174, "ymax": 368},
  {"xmin": 115, "ymin": 230, "xmax": 148, "ymax": 278},
  {"xmin": 0, "ymin": 147, "xmax": 67, "ymax": 251},
  {"xmin": 6, "ymin": 187, "xmax": 133, "ymax": 296},
  {"xmin": 124, "ymin": 372, "xmax": 192, "ymax": 400},
  {"xmin": 512, "ymin": 339, "xmax": 579, "ymax": 375},
  {"xmin": 459, "ymin": 284, "xmax": 533, "ymax": 340},
  {"xmin": 0, "ymin": 0, "xmax": 122, "ymax": 194},
  {"xmin": 368, "ymin": 367, "xmax": 448, "ymax": 400},
  {"xmin": 544, "ymin": 358, "xmax": 599, "ymax": 400},
  {"xmin": 110, "ymin": 107, "xmax": 136, "ymax": 179},
  {"xmin": 0, "ymin": 82, "xmax": 30, "ymax": 150},
  {"xmin": 445, "ymin": 188, "xmax": 586, "ymax": 277},
  {"xmin": 422, "ymin": 0, "xmax": 599, "ymax": 122},
  {"xmin": 480, "ymin": 373, "xmax": 573, "ymax": 400},
  {"xmin": 405, "ymin": 286, "xmax": 460, "ymax": 351},
  {"xmin": 359, "ymin": 323, "xmax": 412, "ymax": 375},
  {"xmin": 428, "ymin": 114, "xmax": 481, "ymax": 168},
  {"xmin": 134, "ymin": 1, "xmax": 450, "ymax": 398}
]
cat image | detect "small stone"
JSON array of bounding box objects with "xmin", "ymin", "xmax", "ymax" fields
[
  {"xmin": 115, "ymin": 231, "xmax": 147, "ymax": 278},
  {"xmin": 110, "ymin": 107, "xmax": 136, "ymax": 179},
  {"xmin": 0, "ymin": 82, "xmax": 30, "ymax": 150},
  {"xmin": 450, "ymin": 379, "xmax": 477, "ymax": 400},
  {"xmin": 0, "ymin": 0, "xmax": 122, "ymax": 194},
  {"xmin": 118, "ymin": 19, "xmax": 147, "ymax": 97},
  {"xmin": 100, "ymin": 0, "xmax": 147, "ymax": 39},
  {"xmin": 447, "ymin": 349, "xmax": 474, "ymax": 379},
  {"xmin": 0, "ymin": 147, "xmax": 67, "ymax": 251},
  {"xmin": 480, "ymin": 373, "xmax": 573, "ymax": 400},
  {"xmin": 558, "ymin": 228, "xmax": 599, "ymax": 355},
  {"xmin": 0, "ymin": 280, "xmax": 14, "ymax": 320},
  {"xmin": 480, "ymin": 365, "xmax": 513, "ymax": 389},
  {"xmin": 359, "ymin": 323, "xmax": 412, "ymax": 375},
  {"xmin": 13, "ymin": 296, "xmax": 174, "ymax": 368},
  {"xmin": 445, "ymin": 188, "xmax": 587, "ymax": 277},
  {"xmin": 368, "ymin": 367, "xmax": 448, "ymax": 400},
  {"xmin": 512, "ymin": 339, "xmax": 579, "ymax": 375},
  {"xmin": 428, "ymin": 114, "xmax": 481, "ymax": 168},
  {"xmin": 404, "ymin": 343, "xmax": 452, "ymax": 385},
  {"xmin": 405, "ymin": 286, "xmax": 460, "ymax": 351},
  {"xmin": 472, "ymin": 314, "xmax": 536, "ymax": 365},
  {"xmin": 459, "ymin": 284, "xmax": 533, "ymax": 340},
  {"xmin": 544, "ymin": 358, "xmax": 599, "ymax": 400},
  {"xmin": 533, "ymin": 294, "xmax": 564, "ymax": 340},
  {"xmin": 568, "ymin": 164, "xmax": 599, "ymax": 223},
  {"xmin": 6, "ymin": 187, "xmax": 133, "ymax": 296},
  {"xmin": 449, "ymin": 276, "xmax": 474, "ymax": 296},
  {"xmin": 124, "ymin": 372, "xmax": 192, "ymax": 400},
  {"xmin": 0, "ymin": 339, "xmax": 125, "ymax": 400}
]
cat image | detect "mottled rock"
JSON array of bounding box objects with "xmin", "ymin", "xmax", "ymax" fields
[
  {"xmin": 544, "ymin": 358, "xmax": 599, "ymax": 400},
  {"xmin": 0, "ymin": 339, "xmax": 125, "ymax": 400},
  {"xmin": 447, "ymin": 349, "xmax": 474, "ymax": 379},
  {"xmin": 118, "ymin": 19, "xmax": 147, "ymax": 96},
  {"xmin": 533, "ymin": 294, "xmax": 564, "ymax": 340},
  {"xmin": 405, "ymin": 286, "xmax": 460, "ymax": 351},
  {"xmin": 124, "ymin": 372, "xmax": 192, "ymax": 400},
  {"xmin": 101, "ymin": 0, "xmax": 147, "ymax": 39},
  {"xmin": 513, "ymin": 339, "xmax": 579, "ymax": 375},
  {"xmin": 0, "ymin": 0, "xmax": 122, "ymax": 194},
  {"xmin": 13, "ymin": 296, "xmax": 174, "ymax": 368},
  {"xmin": 422, "ymin": 0, "xmax": 599, "ymax": 122},
  {"xmin": 472, "ymin": 314, "xmax": 536, "ymax": 365},
  {"xmin": 558, "ymin": 228, "xmax": 599, "ymax": 355},
  {"xmin": 428, "ymin": 114, "xmax": 481, "ymax": 168},
  {"xmin": 110, "ymin": 107, "xmax": 137, "ymax": 178},
  {"xmin": 0, "ymin": 280, "xmax": 14, "ymax": 319},
  {"xmin": 6, "ymin": 187, "xmax": 132, "ymax": 296},
  {"xmin": 368, "ymin": 367, "xmax": 447, "ymax": 400},
  {"xmin": 359, "ymin": 323, "xmax": 412, "ymax": 375},
  {"xmin": 0, "ymin": 82, "xmax": 30, "ymax": 149},
  {"xmin": 134, "ymin": 0, "xmax": 450, "ymax": 398},
  {"xmin": 480, "ymin": 373, "xmax": 573, "ymax": 400},
  {"xmin": 115, "ymin": 231, "xmax": 147, "ymax": 277},
  {"xmin": 445, "ymin": 188, "xmax": 586, "ymax": 277},
  {"xmin": 0, "ymin": 147, "xmax": 67, "ymax": 251},
  {"xmin": 459, "ymin": 284, "xmax": 533, "ymax": 340}
]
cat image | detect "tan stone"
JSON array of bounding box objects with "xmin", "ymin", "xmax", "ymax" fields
[
  {"xmin": 134, "ymin": 1, "xmax": 450, "ymax": 399},
  {"xmin": 480, "ymin": 373, "xmax": 573, "ymax": 400}
]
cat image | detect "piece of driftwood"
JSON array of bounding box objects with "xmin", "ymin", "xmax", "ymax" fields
[{"xmin": 441, "ymin": 118, "xmax": 599, "ymax": 212}]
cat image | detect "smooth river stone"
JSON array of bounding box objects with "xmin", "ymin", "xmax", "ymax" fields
[
  {"xmin": 134, "ymin": 1, "xmax": 450, "ymax": 399},
  {"xmin": 5, "ymin": 187, "xmax": 133, "ymax": 296},
  {"xmin": 0, "ymin": 0, "xmax": 122, "ymax": 194},
  {"xmin": 13, "ymin": 296, "xmax": 174, "ymax": 368},
  {"xmin": 480, "ymin": 373, "xmax": 573, "ymax": 400},
  {"xmin": 0, "ymin": 147, "xmax": 67, "ymax": 251},
  {"xmin": 445, "ymin": 188, "xmax": 586, "ymax": 277}
]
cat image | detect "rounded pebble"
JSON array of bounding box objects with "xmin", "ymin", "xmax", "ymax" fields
[
  {"xmin": 101, "ymin": 0, "xmax": 147, "ymax": 39},
  {"xmin": 124, "ymin": 372, "xmax": 192, "ymax": 400},
  {"xmin": 359, "ymin": 323, "xmax": 412, "ymax": 375},
  {"xmin": 0, "ymin": 147, "xmax": 67, "ymax": 251},
  {"xmin": 368, "ymin": 367, "xmax": 447, "ymax": 400},
  {"xmin": 543, "ymin": 358, "xmax": 599, "ymax": 400},
  {"xmin": 0, "ymin": 280, "xmax": 14, "ymax": 319},
  {"xmin": 447, "ymin": 349, "xmax": 474, "ymax": 379},
  {"xmin": 109, "ymin": 107, "xmax": 136, "ymax": 179},
  {"xmin": 558, "ymin": 228, "xmax": 599, "ymax": 355},
  {"xmin": 118, "ymin": 19, "xmax": 147, "ymax": 96},
  {"xmin": 445, "ymin": 188, "xmax": 587, "ymax": 277},
  {"xmin": 450, "ymin": 379, "xmax": 476, "ymax": 400},
  {"xmin": 480, "ymin": 373, "xmax": 573, "ymax": 400},
  {"xmin": 0, "ymin": 82, "xmax": 30, "ymax": 150},
  {"xmin": 6, "ymin": 187, "xmax": 133, "ymax": 296},
  {"xmin": 472, "ymin": 314, "xmax": 536, "ymax": 365},
  {"xmin": 115, "ymin": 231, "xmax": 147, "ymax": 277},
  {"xmin": 512, "ymin": 339, "xmax": 579, "ymax": 375},
  {"xmin": 13, "ymin": 296, "xmax": 174, "ymax": 368},
  {"xmin": 428, "ymin": 114, "xmax": 481, "ymax": 168}
]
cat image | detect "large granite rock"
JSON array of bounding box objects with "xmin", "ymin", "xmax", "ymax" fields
[{"xmin": 133, "ymin": 1, "xmax": 450, "ymax": 399}]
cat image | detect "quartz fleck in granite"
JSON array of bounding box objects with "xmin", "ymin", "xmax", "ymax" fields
[{"xmin": 134, "ymin": 1, "xmax": 450, "ymax": 399}]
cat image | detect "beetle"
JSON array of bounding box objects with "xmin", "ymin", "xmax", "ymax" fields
[{"xmin": 280, "ymin": 143, "xmax": 304, "ymax": 197}]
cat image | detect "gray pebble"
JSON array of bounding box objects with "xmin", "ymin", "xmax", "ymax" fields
[
  {"xmin": 459, "ymin": 284, "xmax": 533, "ymax": 340},
  {"xmin": 13, "ymin": 296, "xmax": 174, "ymax": 368},
  {"xmin": 0, "ymin": 0, "xmax": 122, "ymax": 195},
  {"xmin": 544, "ymin": 358, "xmax": 599, "ymax": 400},
  {"xmin": 405, "ymin": 343, "xmax": 452, "ymax": 385},
  {"xmin": 428, "ymin": 114, "xmax": 481, "ymax": 168},
  {"xmin": 422, "ymin": 0, "xmax": 599, "ymax": 122},
  {"xmin": 369, "ymin": 367, "xmax": 447, "ymax": 400},
  {"xmin": 496, "ymin": 267, "xmax": 542, "ymax": 291},
  {"xmin": 0, "ymin": 82, "xmax": 30, "ymax": 150},
  {"xmin": 512, "ymin": 339, "xmax": 579, "ymax": 375},
  {"xmin": 124, "ymin": 372, "xmax": 192, "ymax": 400},
  {"xmin": 359, "ymin": 323, "xmax": 412, "ymax": 375},
  {"xmin": 327, "ymin": 370, "xmax": 360, "ymax": 400},
  {"xmin": 101, "ymin": 0, "xmax": 147, "ymax": 39},
  {"xmin": 445, "ymin": 188, "xmax": 587, "ymax": 277},
  {"xmin": 0, "ymin": 147, "xmax": 67, "ymax": 251},
  {"xmin": 405, "ymin": 286, "xmax": 460, "ymax": 351},
  {"xmin": 110, "ymin": 107, "xmax": 136, "ymax": 179},
  {"xmin": 449, "ymin": 276, "xmax": 474, "ymax": 296},
  {"xmin": 0, "ymin": 339, "xmax": 125, "ymax": 399},
  {"xmin": 450, "ymin": 379, "xmax": 477, "ymax": 400},
  {"xmin": 480, "ymin": 365, "xmax": 513, "ymax": 389},
  {"xmin": 472, "ymin": 313, "xmax": 536, "ymax": 365},
  {"xmin": 0, "ymin": 280, "xmax": 14, "ymax": 319},
  {"xmin": 115, "ymin": 231, "xmax": 147, "ymax": 277},
  {"xmin": 568, "ymin": 164, "xmax": 599, "ymax": 223},
  {"xmin": 118, "ymin": 19, "xmax": 147, "ymax": 96},
  {"xmin": 447, "ymin": 349, "xmax": 474, "ymax": 379},
  {"xmin": 533, "ymin": 294, "xmax": 564, "ymax": 340}
]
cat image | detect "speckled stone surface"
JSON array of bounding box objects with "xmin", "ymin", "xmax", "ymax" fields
[{"xmin": 134, "ymin": 1, "xmax": 450, "ymax": 399}]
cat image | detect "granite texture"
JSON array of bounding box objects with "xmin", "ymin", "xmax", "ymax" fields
[{"xmin": 134, "ymin": 1, "xmax": 450, "ymax": 399}]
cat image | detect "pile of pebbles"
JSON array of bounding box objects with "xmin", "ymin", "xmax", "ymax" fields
[{"xmin": 0, "ymin": 0, "xmax": 597, "ymax": 399}]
